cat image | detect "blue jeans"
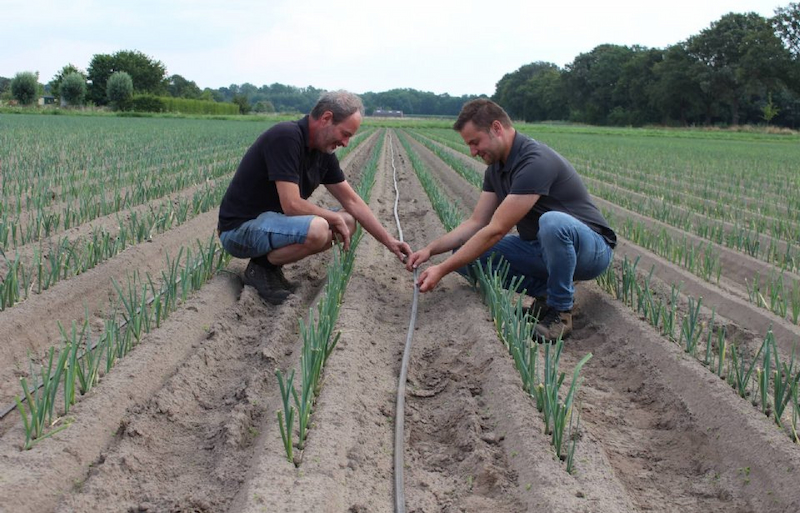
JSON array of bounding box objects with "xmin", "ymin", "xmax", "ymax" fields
[
  {"xmin": 218, "ymin": 211, "xmax": 315, "ymax": 259},
  {"xmin": 459, "ymin": 211, "xmax": 613, "ymax": 311}
]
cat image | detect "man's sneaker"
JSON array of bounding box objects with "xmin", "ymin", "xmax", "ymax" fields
[
  {"xmin": 243, "ymin": 260, "xmax": 291, "ymax": 305},
  {"xmin": 534, "ymin": 308, "xmax": 573, "ymax": 343}
]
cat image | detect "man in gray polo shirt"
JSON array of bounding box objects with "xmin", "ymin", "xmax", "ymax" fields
[{"xmin": 406, "ymin": 99, "xmax": 616, "ymax": 342}]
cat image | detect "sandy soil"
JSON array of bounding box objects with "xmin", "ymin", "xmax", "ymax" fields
[{"xmin": 1, "ymin": 129, "xmax": 800, "ymax": 513}]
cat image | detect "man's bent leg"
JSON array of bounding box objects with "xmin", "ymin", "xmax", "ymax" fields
[
  {"xmin": 537, "ymin": 211, "xmax": 613, "ymax": 312},
  {"xmin": 268, "ymin": 212, "xmax": 356, "ymax": 265},
  {"xmin": 455, "ymin": 235, "xmax": 549, "ymax": 298},
  {"xmin": 267, "ymin": 217, "xmax": 334, "ymax": 265},
  {"xmin": 219, "ymin": 212, "xmax": 320, "ymax": 304},
  {"xmin": 534, "ymin": 211, "xmax": 613, "ymax": 342}
]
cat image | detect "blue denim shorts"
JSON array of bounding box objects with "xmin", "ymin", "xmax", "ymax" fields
[{"xmin": 219, "ymin": 211, "xmax": 315, "ymax": 259}]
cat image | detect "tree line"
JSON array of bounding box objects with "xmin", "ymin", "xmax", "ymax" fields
[
  {"xmin": 2, "ymin": 4, "xmax": 798, "ymax": 126},
  {"xmin": 494, "ymin": 6, "xmax": 800, "ymax": 127},
  {"xmin": 0, "ymin": 51, "xmax": 482, "ymax": 116}
]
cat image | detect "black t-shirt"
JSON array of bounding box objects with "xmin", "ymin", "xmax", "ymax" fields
[
  {"xmin": 218, "ymin": 116, "xmax": 346, "ymax": 233},
  {"xmin": 483, "ymin": 132, "xmax": 616, "ymax": 247}
]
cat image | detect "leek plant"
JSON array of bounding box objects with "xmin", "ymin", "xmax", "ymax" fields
[
  {"xmin": 397, "ymin": 133, "xmax": 462, "ymax": 232},
  {"xmin": 469, "ymin": 255, "xmax": 593, "ymax": 467},
  {"xmin": 15, "ymin": 348, "xmax": 70, "ymax": 449},
  {"xmin": 59, "ymin": 320, "xmax": 87, "ymax": 412},
  {"xmin": 547, "ymin": 348, "xmax": 592, "ymax": 461},
  {"xmin": 593, "ymin": 248, "xmax": 800, "ymax": 442},
  {"xmin": 680, "ymin": 297, "xmax": 703, "ymax": 356},
  {"xmin": 716, "ymin": 332, "xmax": 728, "ymax": 379},
  {"xmin": 596, "ymin": 264, "xmax": 621, "ymax": 300},
  {"xmin": 275, "ymin": 369, "xmax": 296, "ymax": 463},
  {"xmin": 0, "ymin": 252, "xmax": 23, "ymax": 310},
  {"xmin": 703, "ymin": 309, "xmax": 717, "ymax": 367},
  {"xmin": 728, "ymin": 338, "xmax": 767, "ymax": 399},
  {"xmin": 791, "ymin": 382, "xmax": 800, "ymax": 443},
  {"xmin": 565, "ymin": 401, "xmax": 582, "ymax": 474},
  {"xmin": 756, "ymin": 335, "xmax": 773, "ymax": 415},
  {"xmin": 769, "ymin": 338, "xmax": 800, "ymax": 427},
  {"xmin": 620, "ymin": 256, "xmax": 640, "ymax": 308},
  {"xmin": 405, "ymin": 131, "xmax": 483, "ymax": 188},
  {"xmin": 274, "ymin": 135, "xmax": 384, "ymax": 462}
]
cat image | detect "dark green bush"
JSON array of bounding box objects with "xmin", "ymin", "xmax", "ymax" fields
[{"xmin": 131, "ymin": 94, "xmax": 166, "ymax": 112}]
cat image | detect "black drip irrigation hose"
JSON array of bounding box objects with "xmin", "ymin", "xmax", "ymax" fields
[{"xmin": 390, "ymin": 133, "xmax": 420, "ymax": 513}]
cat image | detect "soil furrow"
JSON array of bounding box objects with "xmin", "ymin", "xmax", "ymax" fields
[
  {"xmin": 0, "ymin": 209, "xmax": 220, "ymax": 417},
  {"xmin": 406, "ymin": 128, "xmax": 800, "ymax": 512}
]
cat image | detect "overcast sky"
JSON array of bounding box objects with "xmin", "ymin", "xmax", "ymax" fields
[{"xmin": 1, "ymin": 0, "xmax": 786, "ymax": 97}]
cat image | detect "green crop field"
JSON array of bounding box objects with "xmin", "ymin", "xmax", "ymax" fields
[{"xmin": 4, "ymin": 112, "xmax": 800, "ymax": 512}]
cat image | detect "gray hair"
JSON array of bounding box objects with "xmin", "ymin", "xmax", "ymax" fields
[{"xmin": 310, "ymin": 90, "xmax": 364, "ymax": 123}]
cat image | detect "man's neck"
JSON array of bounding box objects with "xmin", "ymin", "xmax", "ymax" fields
[{"xmin": 500, "ymin": 128, "xmax": 516, "ymax": 165}]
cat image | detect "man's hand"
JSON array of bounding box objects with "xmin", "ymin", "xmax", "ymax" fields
[
  {"xmin": 329, "ymin": 213, "xmax": 351, "ymax": 251},
  {"xmin": 387, "ymin": 239, "xmax": 412, "ymax": 263},
  {"xmin": 405, "ymin": 248, "xmax": 431, "ymax": 272},
  {"xmin": 416, "ymin": 264, "xmax": 445, "ymax": 292}
]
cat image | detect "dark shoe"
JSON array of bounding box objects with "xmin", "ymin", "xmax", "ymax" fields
[
  {"xmin": 243, "ymin": 260, "xmax": 291, "ymax": 305},
  {"xmin": 252, "ymin": 256, "xmax": 298, "ymax": 292},
  {"xmin": 524, "ymin": 296, "xmax": 549, "ymax": 320},
  {"xmin": 534, "ymin": 308, "xmax": 573, "ymax": 343},
  {"xmin": 274, "ymin": 267, "xmax": 298, "ymax": 293}
]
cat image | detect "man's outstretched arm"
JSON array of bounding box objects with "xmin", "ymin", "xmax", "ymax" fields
[
  {"xmin": 416, "ymin": 193, "xmax": 539, "ymax": 292},
  {"xmin": 325, "ymin": 181, "xmax": 411, "ymax": 261}
]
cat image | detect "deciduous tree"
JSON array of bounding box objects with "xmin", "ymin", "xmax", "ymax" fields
[
  {"xmin": 687, "ymin": 12, "xmax": 790, "ymax": 125},
  {"xmin": 106, "ymin": 71, "xmax": 133, "ymax": 110},
  {"xmin": 774, "ymin": 2, "xmax": 800, "ymax": 58},
  {"xmin": 10, "ymin": 71, "xmax": 39, "ymax": 105},
  {"xmin": 651, "ymin": 44, "xmax": 705, "ymax": 125},
  {"xmin": 564, "ymin": 45, "xmax": 636, "ymax": 124},
  {"xmin": 168, "ymin": 74, "xmax": 201, "ymax": 99},
  {"xmin": 49, "ymin": 64, "xmax": 84, "ymax": 101},
  {"xmin": 87, "ymin": 50, "xmax": 167, "ymax": 105},
  {"xmin": 60, "ymin": 72, "xmax": 87, "ymax": 106}
]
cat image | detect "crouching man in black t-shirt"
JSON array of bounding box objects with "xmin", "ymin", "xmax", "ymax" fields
[
  {"xmin": 406, "ymin": 99, "xmax": 616, "ymax": 343},
  {"xmin": 218, "ymin": 90, "xmax": 411, "ymax": 304}
]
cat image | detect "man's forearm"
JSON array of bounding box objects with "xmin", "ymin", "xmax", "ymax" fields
[
  {"xmin": 345, "ymin": 198, "xmax": 394, "ymax": 246},
  {"xmin": 424, "ymin": 219, "xmax": 483, "ymax": 257},
  {"xmin": 437, "ymin": 223, "xmax": 506, "ymax": 275},
  {"xmin": 284, "ymin": 198, "xmax": 344, "ymax": 227}
]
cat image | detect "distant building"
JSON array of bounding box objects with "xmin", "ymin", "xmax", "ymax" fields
[
  {"xmin": 373, "ymin": 109, "xmax": 403, "ymax": 118},
  {"xmin": 38, "ymin": 95, "xmax": 56, "ymax": 106}
]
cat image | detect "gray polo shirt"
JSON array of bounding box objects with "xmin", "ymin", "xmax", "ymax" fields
[{"xmin": 482, "ymin": 131, "xmax": 616, "ymax": 247}]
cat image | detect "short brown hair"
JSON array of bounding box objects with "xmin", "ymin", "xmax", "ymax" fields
[{"xmin": 453, "ymin": 99, "xmax": 512, "ymax": 132}]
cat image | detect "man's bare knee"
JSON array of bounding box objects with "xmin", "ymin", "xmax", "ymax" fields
[{"xmin": 305, "ymin": 217, "xmax": 331, "ymax": 250}]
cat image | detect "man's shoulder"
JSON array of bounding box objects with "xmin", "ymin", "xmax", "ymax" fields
[
  {"xmin": 515, "ymin": 134, "xmax": 544, "ymax": 158},
  {"xmin": 263, "ymin": 119, "xmax": 303, "ymax": 141},
  {"xmin": 515, "ymin": 136, "xmax": 569, "ymax": 173},
  {"xmin": 248, "ymin": 119, "xmax": 305, "ymax": 155}
]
